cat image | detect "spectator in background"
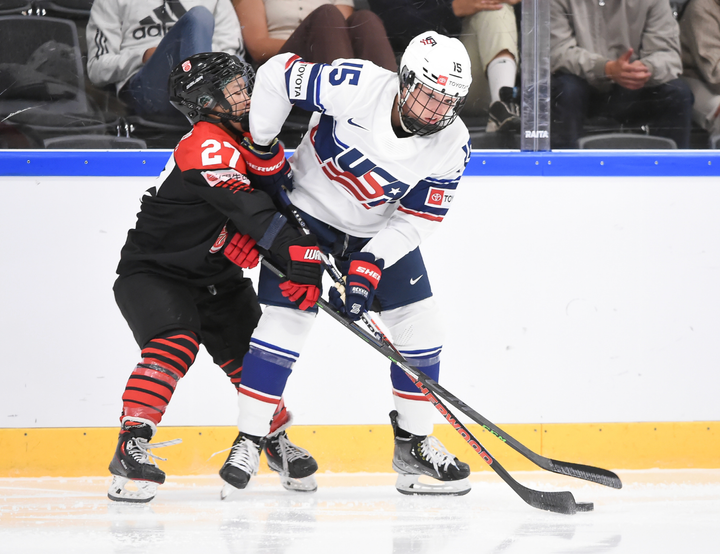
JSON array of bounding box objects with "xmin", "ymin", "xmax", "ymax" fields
[
  {"xmin": 87, "ymin": 0, "xmax": 244, "ymax": 122},
  {"xmin": 368, "ymin": 0, "xmax": 521, "ymax": 132},
  {"xmin": 679, "ymin": 0, "xmax": 720, "ymax": 142},
  {"xmin": 550, "ymin": 0, "xmax": 693, "ymax": 148},
  {"xmin": 232, "ymin": 0, "xmax": 397, "ymax": 71}
]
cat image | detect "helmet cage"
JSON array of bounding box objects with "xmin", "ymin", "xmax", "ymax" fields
[
  {"xmin": 169, "ymin": 53, "xmax": 255, "ymax": 127},
  {"xmin": 397, "ymin": 67, "xmax": 466, "ymax": 136}
]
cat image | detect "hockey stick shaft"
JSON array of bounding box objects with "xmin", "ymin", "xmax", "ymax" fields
[
  {"xmin": 277, "ymin": 189, "xmax": 384, "ymax": 340},
  {"xmin": 351, "ymin": 314, "xmax": 619, "ymax": 489},
  {"xmin": 260, "ymin": 257, "xmax": 592, "ymax": 514},
  {"xmin": 273, "ymin": 197, "xmax": 620, "ymax": 489},
  {"xmin": 355, "ymin": 312, "xmax": 621, "ymax": 489}
]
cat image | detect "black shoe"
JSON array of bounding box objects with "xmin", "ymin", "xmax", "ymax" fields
[{"xmin": 487, "ymin": 87, "xmax": 520, "ymax": 133}]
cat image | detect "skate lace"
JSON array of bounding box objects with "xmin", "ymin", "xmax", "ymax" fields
[
  {"xmin": 128, "ymin": 437, "xmax": 182, "ymax": 465},
  {"xmin": 418, "ymin": 436, "xmax": 457, "ymax": 474},
  {"xmin": 225, "ymin": 438, "xmax": 260, "ymax": 475},
  {"xmin": 274, "ymin": 432, "xmax": 311, "ymax": 474}
]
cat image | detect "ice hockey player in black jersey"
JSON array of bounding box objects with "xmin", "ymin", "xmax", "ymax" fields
[{"xmin": 108, "ymin": 52, "xmax": 323, "ymax": 503}]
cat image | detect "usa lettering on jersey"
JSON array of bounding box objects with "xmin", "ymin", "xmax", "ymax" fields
[{"xmin": 310, "ymin": 119, "xmax": 411, "ymax": 209}]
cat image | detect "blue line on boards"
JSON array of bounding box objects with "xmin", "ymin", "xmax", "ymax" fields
[{"xmin": 1, "ymin": 150, "xmax": 719, "ymax": 177}]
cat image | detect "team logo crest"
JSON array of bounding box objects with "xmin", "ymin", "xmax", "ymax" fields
[
  {"xmin": 182, "ymin": 60, "xmax": 192, "ymax": 72},
  {"xmin": 420, "ymin": 36, "xmax": 437, "ymax": 47},
  {"xmin": 209, "ymin": 225, "xmax": 228, "ymax": 253},
  {"xmin": 201, "ymin": 170, "xmax": 248, "ymax": 187}
]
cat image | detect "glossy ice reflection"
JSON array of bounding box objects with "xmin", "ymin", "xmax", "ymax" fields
[{"xmin": 1, "ymin": 470, "xmax": 718, "ymax": 554}]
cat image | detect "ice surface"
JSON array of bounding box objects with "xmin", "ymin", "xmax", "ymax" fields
[{"xmin": 1, "ymin": 470, "xmax": 718, "ymax": 554}]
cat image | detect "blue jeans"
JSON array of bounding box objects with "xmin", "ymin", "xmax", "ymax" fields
[
  {"xmin": 121, "ymin": 6, "xmax": 214, "ymax": 119},
  {"xmin": 550, "ymin": 73, "xmax": 694, "ymax": 149}
]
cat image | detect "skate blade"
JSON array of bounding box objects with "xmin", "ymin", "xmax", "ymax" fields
[
  {"xmin": 279, "ymin": 474, "xmax": 317, "ymax": 493},
  {"xmin": 220, "ymin": 482, "xmax": 241, "ymax": 501},
  {"xmin": 395, "ymin": 474, "xmax": 471, "ymax": 496},
  {"xmin": 107, "ymin": 475, "xmax": 158, "ymax": 503}
]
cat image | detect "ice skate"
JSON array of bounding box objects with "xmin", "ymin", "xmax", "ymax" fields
[
  {"xmin": 107, "ymin": 418, "xmax": 182, "ymax": 503},
  {"xmin": 390, "ymin": 410, "xmax": 471, "ymax": 496},
  {"xmin": 219, "ymin": 432, "xmax": 262, "ymax": 500},
  {"xmin": 264, "ymin": 414, "xmax": 318, "ymax": 493}
]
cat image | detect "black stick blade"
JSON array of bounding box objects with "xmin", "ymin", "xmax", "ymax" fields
[
  {"xmin": 495, "ymin": 464, "xmax": 594, "ymax": 515},
  {"xmin": 548, "ymin": 460, "xmax": 622, "ymax": 489},
  {"xmin": 522, "ymin": 489, "xmax": 594, "ymax": 515}
]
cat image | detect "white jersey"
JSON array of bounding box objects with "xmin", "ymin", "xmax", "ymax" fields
[
  {"xmin": 86, "ymin": 0, "xmax": 243, "ymax": 93},
  {"xmin": 250, "ymin": 53, "xmax": 471, "ymax": 267}
]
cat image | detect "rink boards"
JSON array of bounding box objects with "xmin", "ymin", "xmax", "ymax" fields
[
  {"xmin": 1, "ymin": 421, "xmax": 717, "ymax": 478},
  {"xmin": 1, "ymin": 149, "xmax": 719, "ymax": 478}
]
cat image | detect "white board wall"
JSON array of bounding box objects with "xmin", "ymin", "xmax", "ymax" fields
[{"xmin": 1, "ymin": 174, "xmax": 718, "ymax": 428}]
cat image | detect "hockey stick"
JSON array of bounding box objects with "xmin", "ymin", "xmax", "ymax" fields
[
  {"xmin": 323, "ymin": 302, "xmax": 621, "ymax": 491},
  {"xmin": 274, "ymin": 195, "xmax": 622, "ymax": 491},
  {"xmin": 260, "ymin": 257, "xmax": 602, "ymax": 514}
]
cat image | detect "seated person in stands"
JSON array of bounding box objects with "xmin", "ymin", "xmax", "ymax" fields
[
  {"xmin": 86, "ymin": 0, "xmax": 243, "ymax": 122},
  {"xmin": 679, "ymin": 0, "xmax": 720, "ymax": 142},
  {"xmin": 368, "ymin": 0, "xmax": 521, "ymax": 132},
  {"xmin": 232, "ymin": 0, "xmax": 396, "ymax": 71},
  {"xmin": 550, "ymin": 0, "xmax": 693, "ymax": 149}
]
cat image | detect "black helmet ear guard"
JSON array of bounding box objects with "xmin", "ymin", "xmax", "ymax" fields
[{"xmin": 168, "ymin": 52, "xmax": 255, "ymax": 126}]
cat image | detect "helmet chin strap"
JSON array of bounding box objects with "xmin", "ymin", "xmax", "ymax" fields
[{"xmin": 398, "ymin": 108, "xmax": 414, "ymax": 135}]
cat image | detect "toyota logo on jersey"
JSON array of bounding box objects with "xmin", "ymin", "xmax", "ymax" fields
[{"xmin": 426, "ymin": 187, "xmax": 452, "ymax": 207}]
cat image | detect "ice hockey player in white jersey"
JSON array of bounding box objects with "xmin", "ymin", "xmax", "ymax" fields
[{"xmin": 218, "ymin": 31, "xmax": 475, "ymax": 496}]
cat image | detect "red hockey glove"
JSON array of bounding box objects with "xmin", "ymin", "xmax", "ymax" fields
[
  {"xmin": 224, "ymin": 233, "xmax": 259, "ymax": 269},
  {"xmin": 329, "ymin": 252, "xmax": 383, "ymax": 321},
  {"xmin": 278, "ymin": 235, "xmax": 323, "ymax": 311},
  {"xmin": 238, "ymin": 136, "xmax": 293, "ymax": 197}
]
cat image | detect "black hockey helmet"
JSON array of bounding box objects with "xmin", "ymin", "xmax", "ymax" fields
[{"xmin": 169, "ymin": 52, "xmax": 255, "ymax": 126}]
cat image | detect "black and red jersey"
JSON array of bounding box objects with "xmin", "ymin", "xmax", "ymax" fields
[{"xmin": 117, "ymin": 121, "xmax": 297, "ymax": 285}]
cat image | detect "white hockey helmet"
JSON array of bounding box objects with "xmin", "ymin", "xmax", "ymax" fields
[{"xmin": 397, "ymin": 31, "xmax": 472, "ymax": 136}]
